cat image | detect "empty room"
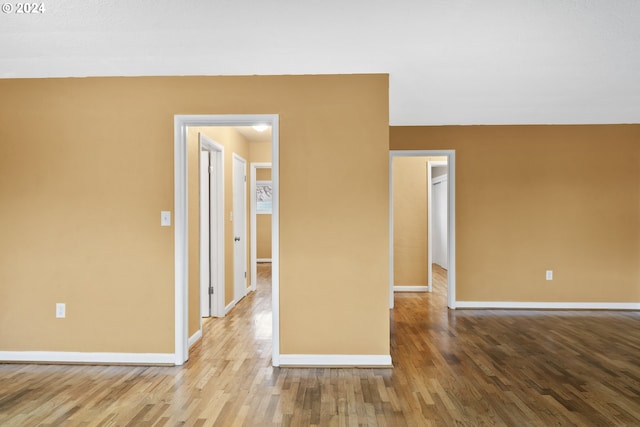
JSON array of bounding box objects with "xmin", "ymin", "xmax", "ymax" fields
[{"xmin": 1, "ymin": 1, "xmax": 639, "ymax": 425}]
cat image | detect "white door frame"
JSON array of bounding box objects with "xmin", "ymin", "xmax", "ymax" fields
[
  {"xmin": 250, "ymin": 162, "xmax": 272, "ymax": 291},
  {"xmin": 232, "ymin": 153, "xmax": 248, "ymax": 306},
  {"xmin": 174, "ymin": 114, "xmax": 280, "ymax": 366},
  {"xmin": 427, "ymin": 160, "xmax": 447, "ymax": 293},
  {"xmin": 389, "ymin": 150, "xmax": 456, "ymax": 309},
  {"xmin": 199, "ymin": 134, "xmax": 224, "ymax": 319}
]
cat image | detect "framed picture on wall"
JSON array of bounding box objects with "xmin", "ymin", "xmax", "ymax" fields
[{"xmin": 256, "ymin": 181, "xmax": 272, "ymax": 214}]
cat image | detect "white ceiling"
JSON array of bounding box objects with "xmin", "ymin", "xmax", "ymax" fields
[
  {"xmin": 1, "ymin": 0, "xmax": 638, "ymax": 125},
  {"xmin": 234, "ymin": 126, "xmax": 272, "ymax": 144}
]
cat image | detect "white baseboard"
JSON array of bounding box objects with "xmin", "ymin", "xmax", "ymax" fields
[
  {"xmin": 394, "ymin": 286, "xmax": 429, "ymax": 292},
  {"xmin": 455, "ymin": 301, "xmax": 640, "ymax": 310},
  {"xmin": 225, "ymin": 289, "xmax": 252, "ymax": 315},
  {"xmin": 225, "ymin": 300, "xmax": 236, "ymax": 315},
  {"xmin": 257, "ymin": 258, "xmax": 272, "ymax": 263},
  {"xmin": 0, "ymin": 351, "xmax": 175, "ymax": 365},
  {"xmin": 188, "ymin": 330, "xmax": 202, "ymax": 348},
  {"xmin": 279, "ymin": 354, "xmax": 392, "ymax": 368}
]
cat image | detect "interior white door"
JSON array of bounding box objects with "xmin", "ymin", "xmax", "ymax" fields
[
  {"xmin": 233, "ymin": 154, "xmax": 247, "ymax": 304},
  {"xmin": 199, "ymin": 133, "xmax": 225, "ymax": 318},
  {"xmin": 432, "ymin": 175, "xmax": 448, "ymax": 269}
]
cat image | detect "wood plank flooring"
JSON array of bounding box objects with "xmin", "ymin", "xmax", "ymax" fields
[{"xmin": 2, "ymin": 263, "xmax": 640, "ymax": 426}]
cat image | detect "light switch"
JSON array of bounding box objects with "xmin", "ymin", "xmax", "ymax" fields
[
  {"xmin": 56, "ymin": 303, "xmax": 65, "ymax": 318},
  {"xmin": 161, "ymin": 211, "xmax": 171, "ymax": 227}
]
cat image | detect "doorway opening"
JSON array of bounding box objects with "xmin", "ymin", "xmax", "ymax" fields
[
  {"xmin": 427, "ymin": 160, "xmax": 448, "ymax": 293},
  {"xmin": 174, "ymin": 115, "xmax": 280, "ymax": 367},
  {"xmin": 250, "ymin": 162, "xmax": 272, "ymax": 291},
  {"xmin": 389, "ymin": 150, "xmax": 456, "ymax": 309}
]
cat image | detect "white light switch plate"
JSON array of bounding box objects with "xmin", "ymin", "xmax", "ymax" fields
[{"xmin": 161, "ymin": 211, "xmax": 171, "ymax": 226}]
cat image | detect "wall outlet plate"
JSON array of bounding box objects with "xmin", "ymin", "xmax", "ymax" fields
[
  {"xmin": 546, "ymin": 270, "xmax": 553, "ymax": 281},
  {"xmin": 56, "ymin": 303, "xmax": 66, "ymax": 318}
]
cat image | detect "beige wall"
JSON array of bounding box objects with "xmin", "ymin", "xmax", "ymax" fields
[
  {"xmin": 250, "ymin": 142, "xmax": 272, "ymax": 165},
  {"xmin": 187, "ymin": 127, "xmax": 250, "ymax": 338},
  {"xmin": 0, "ymin": 75, "xmax": 389, "ymax": 358},
  {"xmin": 392, "ymin": 156, "xmax": 445, "ymax": 286},
  {"xmin": 256, "ymin": 168, "xmax": 272, "ymax": 180},
  {"xmin": 390, "ymin": 125, "xmax": 640, "ymax": 302},
  {"xmin": 256, "ymin": 215, "xmax": 272, "ymax": 260}
]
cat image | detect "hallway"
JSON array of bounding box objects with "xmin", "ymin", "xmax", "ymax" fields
[{"xmin": 2, "ymin": 264, "xmax": 640, "ymax": 425}]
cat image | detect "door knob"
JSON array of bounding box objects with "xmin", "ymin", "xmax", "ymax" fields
[{"xmin": 234, "ymin": 236, "xmax": 241, "ymax": 242}]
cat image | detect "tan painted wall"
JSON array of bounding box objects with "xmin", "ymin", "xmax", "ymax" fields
[
  {"xmin": 392, "ymin": 156, "xmax": 445, "ymax": 286},
  {"xmin": 0, "ymin": 75, "xmax": 389, "ymax": 357},
  {"xmin": 390, "ymin": 125, "xmax": 640, "ymax": 302},
  {"xmin": 187, "ymin": 127, "xmax": 250, "ymax": 338},
  {"xmin": 256, "ymin": 168, "xmax": 272, "ymax": 180},
  {"xmin": 250, "ymin": 142, "xmax": 272, "ymax": 166},
  {"xmin": 257, "ymin": 215, "xmax": 272, "ymax": 260}
]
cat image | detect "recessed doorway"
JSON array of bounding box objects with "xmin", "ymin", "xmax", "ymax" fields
[
  {"xmin": 389, "ymin": 150, "xmax": 456, "ymax": 309},
  {"xmin": 174, "ymin": 115, "xmax": 280, "ymax": 366},
  {"xmin": 427, "ymin": 160, "xmax": 448, "ymax": 293},
  {"xmin": 250, "ymin": 162, "xmax": 272, "ymax": 291}
]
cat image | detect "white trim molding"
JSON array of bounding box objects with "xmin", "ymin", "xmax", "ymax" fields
[
  {"xmin": 225, "ymin": 301, "xmax": 236, "ymax": 315},
  {"xmin": 455, "ymin": 301, "xmax": 640, "ymax": 310},
  {"xmin": 279, "ymin": 354, "xmax": 393, "ymax": 368},
  {"xmin": 173, "ymin": 116, "xmax": 189, "ymax": 366},
  {"xmin": 257, "ymin": 258, "xmax": 272, "ymax": 263},
  {"xmin": 0, "ymin": 351, "xmax": 175, "ymax": 365},
  {"xmin": 394, "ymin": 286, "xmax": 429, "ymax": 292},
  {"xmin": 188, "ymin": 330, "xmax": 202, "ymax": 348}
]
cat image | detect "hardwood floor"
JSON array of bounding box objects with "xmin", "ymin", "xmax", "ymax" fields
[{"xmin": 2, "ymin": 263, "xmax": 640, "ymax": 426}]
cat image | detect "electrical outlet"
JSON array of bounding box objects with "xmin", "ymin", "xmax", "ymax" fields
[
  {"xmin": 546, "ymin": 270, "xmax": 553, "ymax": 281},
  {"xmin": 56, "ymin": 303, "xmax": 66, "ymax": 318}
]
